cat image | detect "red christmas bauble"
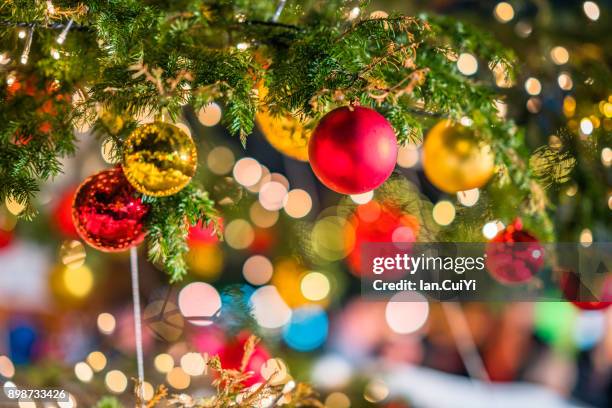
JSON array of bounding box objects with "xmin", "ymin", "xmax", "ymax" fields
[
  {"xmin": 559, "ymin": 270, "xmax": 612, "ymax": 310},
  {"xmin": 345, "ymin": 201, "xmax": 419, "ymax": 276},
  {"xmin": 485, "ymin": 219, "xmax": 544, "ymax": 284},
  {"xmin": 72, "ymin": 167, "xmax": 149, "ymax": 252},
  {"xmin": 217, "ymin": 332, "xmax": 270, "ymax": 386},
  {"xmin": 53, "ymin": 187, "xmax": 78, "ymax": 237},
  {"xmin": 308, "ymin": 106, "xmax": 398, "ymax": 194}
]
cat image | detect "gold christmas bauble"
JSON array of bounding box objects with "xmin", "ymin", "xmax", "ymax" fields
[
  {"xmin": 122, "ymin": 122, "xmax": 197, "ymax": 196},
  {"xmin": 422, "ymin": 120, "xmax": 495, "ymax": 193},
  {"xmin": 255, "ymin": 86, "xmax": 311, "ymax": 161}
]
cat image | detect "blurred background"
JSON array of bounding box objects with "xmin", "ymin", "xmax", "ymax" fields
[{"xmin": 0, "ymin": 1, "xmax": 611, "ymax": 407}]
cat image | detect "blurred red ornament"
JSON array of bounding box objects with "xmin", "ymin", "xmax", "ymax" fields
[
  {"xmin": 53, "ymin": 187, "xmax": 78, "ymax": 237},
  {"xmin": 217, "ymin": 332, "xmax": 270, "ymax": 386},
  {"xmin": 559, "ymin": 270, "xmax": 612, "ymax": 310},
  {"xmin": 0, "ymin": 228, "xmax": 13, "ymax": 249},
  {"xmin": 249, "ymin": 227, "xmax": 276, "ymax": 254},
  {"xmin": 188, "ymin": 219, "xmax": 222, "ymax": 245},
  {"xmin": 72, "ymin": 167, "xmax": 149, "ymax": 252},
  {"xmin": 308, "ymin": 106, "xmax": 398, "ymax": 194},
  {"xmin": 6, "ymin": 75, "xmax": 70, "ymax": 146},
  {"xmin": 485, "ymin": 219, "xmax": 543, "ymax": 284},
  {"xmin": 345, "ymin": 201, "xmax": 419, "ymax": 276}
]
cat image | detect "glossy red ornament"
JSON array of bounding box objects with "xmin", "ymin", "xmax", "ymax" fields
[
  {"xmin": 217, "ymin": 332, "xmax": 270, "ymax": 386},
  {"xmin": 485, "ymin": 219, "xmax": 544, "ymax": 284},
  {"xmin": 559, "ymin": 270, "xmax": 611, "ymax": 310},
  {"xmin": 72, "ymin": 168, "xmax": 149, "ymax": 252},
  {"xmin": 345, "ymin": 201, "xmax": 419, "ymax": 276},
  {"xmin": 309, "ymin": 106, "xmax": 398, "ymax": 194},
  {"xmin": 53, "ymin": 187, "xmax": 78, "ymax": 237}
]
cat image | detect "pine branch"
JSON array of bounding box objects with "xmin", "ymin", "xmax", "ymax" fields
[{"xmin": 144, "ymin": 183, "xmax": 220, "ymax": 282}]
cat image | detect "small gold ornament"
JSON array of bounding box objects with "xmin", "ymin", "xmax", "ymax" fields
[
  {"xmin": 422, "ymin": 120, "xmax": 495, "ymax": 193},
  {"xmin": 256, "ymin": 85, "xmax": 311, "ymax": 162},
  {"xmin": 122, "ymin": 122, "xmax": 197, "ymax": 196}
]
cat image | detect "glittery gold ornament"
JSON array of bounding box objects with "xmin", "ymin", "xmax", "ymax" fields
[
  {"xmin": 122, "ymin": 122, "xmax": 197, "ymax": 196},
  {"xmin": 422, "ymin": 120, "xmax": 495, "ymax": 193},
  {"xmin": 256, "ymin": 85, "xmax": 311, "ymax": 162}
]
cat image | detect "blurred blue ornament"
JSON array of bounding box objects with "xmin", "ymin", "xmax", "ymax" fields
[
  {"xmin": 574, "ymin": 310, "xmax": 605, "ymax": 350},
  {"xmin": 283, "ymin": 305, "xmax": 328, "ymax": 351},
  {"xmin": 8, "ymin": 319, "xmax": 39, "ymax": 365}
]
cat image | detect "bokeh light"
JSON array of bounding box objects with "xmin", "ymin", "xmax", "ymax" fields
[
  {"xmin": 250, "ymin": 285, "xmax": 292, "ymax": 329},
  {"xmin": 300, "ymin": 272, "xmax": 331, "ymax": 301},
  {"xmin": 154, "ymin": 353, "xmax": 174, "ymax": 374},
  {"xmin": 224, "ymin": 219, "xmax": 255, "ymax": 249},
  {"xmin": 580, "ymin": 228, "xmax": 593, "ymax": 247},
  {"xmin": 397, "ymin": 143, "xmax": 420, "ymax": 168},
  {"xmin": 557, "ymin": 72, "xmax": 573, "ymax": 90},
  {"xmin": 283, "ymin": 189, "xmax": 312, "ymax": 218},
  {"xmin": 432, "ymin": 201, "xmax": 455, "ymax": 226},
  {"xmin": 364, "ymin": 379, "xmax": 389, "ymax": 403},
  {"xmin": 242, "ymin": 255, "xmax": 274, "ymax": 286},
  {"xmin": 601, "ymin": 147, "xmax": 612, "ymax": 167},
  {"xmin": 457, "ymin": 188, "xmax": 480, "ymax": 207},
  {"xmin": 525, "ymin": 77, "xmax": 542, "ymax": 95},
  {"xmin": 178, "ymin": 282, "xmax": 221, "ymax": 326},
  {"xmin": 180, "ymin": 352, "xmax": 206, "ymax": 376},
  {"xmin": 62, "ymin": 264, "xmax": 94, "ymax": 298},
  {"xmin": 456, "ymin": 53, "xmax": 478, "ymax": 75},
  {"xmin": 250, "ymin": 201, "xmax": 279, "ymax": 228},
  {"xmin": 494, "ymin": 2, "xmax": 514, "ymax": 23},
  {"xmin": 207, "ymin": 146, "xmax": 235, "ymax": 175},
  {"xmin": 97, "ymin": 313, "xmax": 116, "ymax": 335},
  {"xmin": 385, "ymin": 291, "xmax": 429, "ymax": 334},
  {"xmin": 283, "ymin": 306, "xmax": 328, "ymax": 351},
  {"xmin": 259, "ymin": 181, "xmax": 288, "ymax": 211},
  {"xmin": 59, "ymin": 240, "xmax": 86, "ymax": 269},
  {"xmin": 0, "ymin": 355, "xmax": 15, "ymax": 378},
  {"xmin": 550, "ymin": 46, "xmax": 569, "ymax": 65},
  {"xmin": 580, "ymin": 118, "xmax": 594, "ymax": 135},
  {"xmin": 167, "ymin": 367, "xmax": 190, "ymax": 389},
  {"xmin": 86, "ymin": 351, "xmax": 106, "ymax": 372},
  {"xmin": 233, "ymin": 158, "xmax": 262, "ymax": 187},
  {"xmin": 311, "ymin": 355, "xmax": 352, "ymax": 390},
  {"xmin": 583, "ymin": 1, "xmax": 600, "ymax": 21},
  {"xmin": 74, "ymin": 362, "xmax": 93, "ymax": 383},
  {"xmin": 325, "ymin": 392, "xmax": 351, "ymax": 408},
  {"xmin": 312, "ymin": 216, "xmax": 349, "ymax": 261},
  {"xmin": 350, "ymin": 191, "xmax": 374, "ymax": 205},
  {"xmin": 105, "ymin": 370, "xmax": 128, "ymax": 393},
  {"xmin": 197, "ymin": 102, "xmax": 222, "ymax": 127}
]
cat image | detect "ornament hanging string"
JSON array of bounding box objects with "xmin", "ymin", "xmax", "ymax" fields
[
  {"xmin": 130, "ymin": 247, "xmax": 146, "ymax": 407},
  {"xmin": 442, "ymin": 302, "xmax": 490, "ymax": 383}
]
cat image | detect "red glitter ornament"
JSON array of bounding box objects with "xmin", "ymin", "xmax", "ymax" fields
[
  {"xmin": 345, "ymin": 201, "xmax": 419, "ymax": 276},
  {"xmin": 308, "ymin": 106, "xmax": 398, "ymax": 194},
  {"xmin": 559, "ymin": 270, "xmax": 612, "ymax": 310},
  {"xmin": 485, "ymin": 219, "xmax": 544, "ymax": 284},
  {"xmin": 72, "ymin": 168, "xmax": 149, "ymax": 252}
]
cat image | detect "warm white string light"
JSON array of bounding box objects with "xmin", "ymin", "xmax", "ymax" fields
[
  {"xmin": 56, "ymin": 19, "xmax": 74, "ymax": 44},
  {"xmin": 20, "ymin": 27, "xmax": 34, "ymax": 64}
]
